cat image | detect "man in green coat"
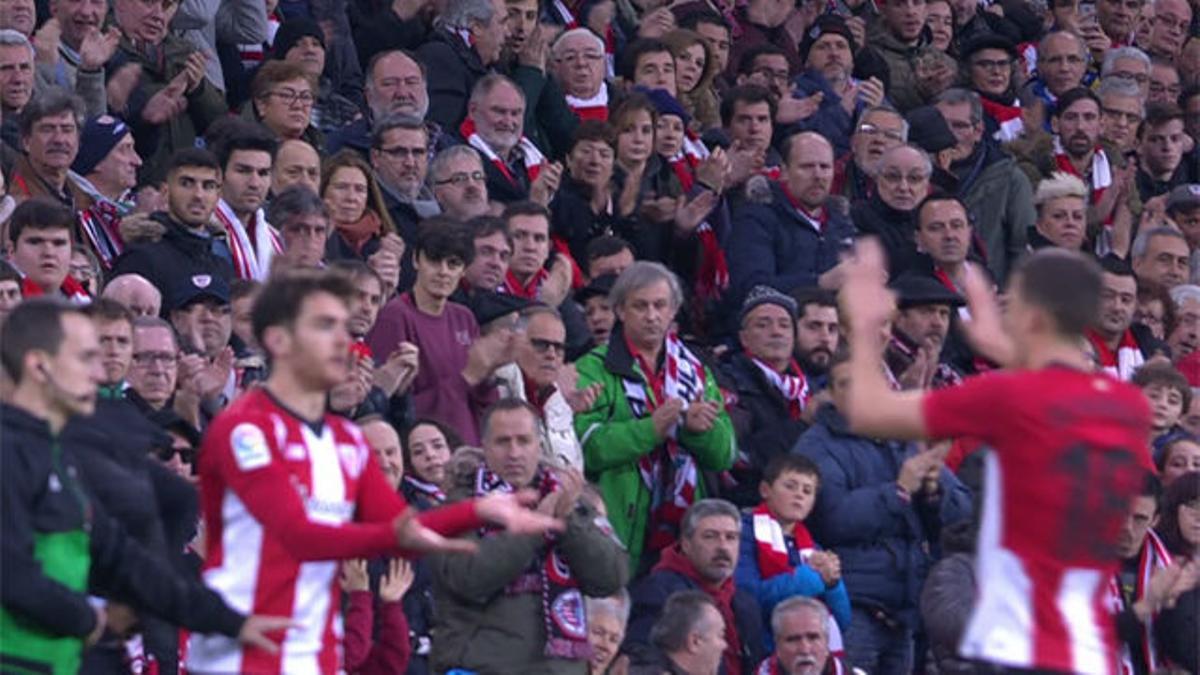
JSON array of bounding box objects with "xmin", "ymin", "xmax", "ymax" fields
[{"xmin": 574, "ymin": 261, "xmax": 737, "ymax": 574}]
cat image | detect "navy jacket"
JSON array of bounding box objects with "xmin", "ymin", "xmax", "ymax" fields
[
  {"xmin": 727, "ymin": 182, "xmax": 854, "ymax": 308},
  {"xmin": 794, "ymin": 404, "xmax": 972, "ymax": 627}
]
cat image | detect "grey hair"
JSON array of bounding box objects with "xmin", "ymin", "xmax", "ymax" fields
[
  {"xmin": 650, "ymin": 591, "xmax": 718, "ymax": 653},
  {"xmin": 517, "ymin": 304, "xmax": 564, "ymax": 328},
  {"xmin": 1097, "ymin": 76, "xmax": 1146, "ymax": 110},
  {"xmin": 1132, "ymin": 226, "xmax": 1188, "ymax": 260},
  {"xmin": 552, "ymin": 27, "xmax": 606, "ymax": 59},
  {"xmin": 1101, "ymin": 46, "xmax": 1151, "ymax": 78},
  {"xmin": 680, "ymin": 498, "xmax": 741, "ymax": 539},
  {"xmin": 1038, "ymin": 30, "xmax": 1086, "ymax": 61},
  {"xmin": 132, "ymin": 315, "xmax": 180, "ymax": 351},
  {"xmin": 429, "ymin": 145, "xmax": 483, "ymax": 184},
  {"xmin": 935, "ymin": 88, "xmax": 984, "ymax": 126},
  {"xmin": 860, "ymin": 105, "xmax": 909, "ymax": 141},
  {"xmin": 267, "ymin": 184, "xmax": 330, "ymax": 230},
  {"xmin": 469, "ymin": 73, "xmax": 526, "ymax": 108},
  {"xmin": 0, "ymin": 29, "xmax": 34, "ymax": 60},
  {"xmin": 1170, "ymin": 284, "xmax": 1200, "ymax": 309},
  {"xmin": 586, "ymin": 589, "xmax": 632, "ymax": 628},
  {"xmin": 771, "ymin": 596, "xmax": 831, "ymax": 637},
  {"xmin": 370, "ymin": 113, "xmax": 427, "ymax": 149},
  {"xmin": 878, "ymin": 144, "xmax": 933, "ymax": 177},
  {"xmin": 19, "ymin": 87, "xmax": 84, "ymax": 138},
  {"xmin": 608, "ymin": 261, "xmax": 683, "ymax": 312},
  {"xmin": 439, "ymin": 0, "xmax": 496, "ymax": 30}
]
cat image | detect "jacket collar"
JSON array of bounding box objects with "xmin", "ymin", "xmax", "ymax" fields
[
  {"xmin": 602, "ymin": 324, "xmax": 642, "ymax": 380},
  {"xmin": 1, "ymin": 401, "xmax": 53, "ymax": 440}
]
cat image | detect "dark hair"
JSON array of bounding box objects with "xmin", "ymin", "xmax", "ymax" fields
[
  {"xmin": 0, "ymin": 259, "xmax": 20, "ymax": 286},
  {"xmin": 1138, "ymin": 471, "xmax": 1165, "ymax": 515},
  {"xmin": 1138, "ymin": 101, "xmax": 1185, "ymax": 138},
  {"xmin": 85, "ymin": 297, "xmax": 134, "ymax": 325},
  {"xmin": 414, "ymin": 218, "xmax": 475, "ymax": 266},
  {"xmin": 721, "ymin": 84, "xmax": 776, "ymax": 128},
  {"xmin": 650, "ymin": 590, "xmax": 718, "ymax": 652},
  {"xmin": 502, "ymin": 200, "xmax": 550, "ymax": 226},
  {"xmin": 569, "ymin": 120, "xmax": 617, "ymax": 152},
  {"xmin": 166, "ymin": 148, "xmax": 221, "ymax": 176},
  {"xmin": 370, "ymin": 113, "xmax": 427, "ymax": 149},
  {"xmin": 467, "ymin": 215, "xmax": 510, "ymax": 242},
  {"xmin": 586, "ymin": 235, "xmax": 634, "ymax": 266},
  {"xmin": 790, "ymin": 287, "xmax": 838, "ymax": 318},
  {"xmin": 267, "ymin": 184, "xmax": 329, "ymax": 230},
  {"xmin": 915, "ymin": 193, "xmax": 970, "ymax": 230},
  {"xmin": 328, "ymin": 259, "xmax": 384, "ymax": 290},
  {"xmin": 762, "ymin": 454, "xmax": 821, "ymax": 486},
  {"xmin": 320, "ymin": 150, "xmax": 397, "ymax": 235},
  {"xmin": 251, "ymin": 270, "xmax": 356, "ymax": 351},
  {"xmin": 19, "ymin": 86, "xmax": 84, "ymax": 138},
  {"xmin": 1011, "ymin": 249, "xmax": 1103, "ymax": 338},
  {"xmin": 1157, "ymin": 435, "xmax": 1199, "ymax": 475},
  {"xmin": 480, "ymin": 397, "xmax": 542, "ymax": 441},
  {"xmin": 1132, "ymin": 361, "xmax": 1192, "ymax": 413},
  {"xmin": 679, "ymin": 10, "xmax": 729, "ymax": 33},
  {"xmin": 620, "ymin": 38, "xmax": 672, "ymax": 81},
  {"xmin": 8, "ymin": 198, "xmax": 74, "ymax": 246},
  {"xmin": 0, "ymin": 298, "xmax": 79, "ymax": 381},
  {"xmin": 1052, "ymin": 87, "xmax": 1101, "ymax": 119},
  {"xmin": 610, "ymin": 93, "xmax": 658, "ymax": 137},
  {"xmin": 209, "ymin": 118, "xmax": 279, "ymax": 172},
  {"xmin": 1157, "ymin": 470, "xmax": 1200, "ymax": 556},
  {"xmin": 401, "ymin": 418, "xmax": 464, "ymax": 478},
  {"xmin": 230, "ymin": 278, "xmax": 262, "ymax": 304},
  {"xmin": 1099, "ymin": 254, "xmax": 1135, "ymax": 278},
  {"xmin": 1138, "ymin": 281, "xmax": 1176, "ymax": 337},
  {"xmin": 736, "ymin": 43, "xmax": 787, "ymax": 76}
]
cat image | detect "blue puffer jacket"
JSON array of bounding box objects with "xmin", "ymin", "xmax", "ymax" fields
[
  {"xmin": 726, "ymin": 182, "xmax": 855, "ymax": 310},
  {"xmin": 794, "ymin": 404, "xmax": 973, "ymax": 628},
  {"xmin": 734, "ymin": 511, "xmax": 852, "ymax": 647}
]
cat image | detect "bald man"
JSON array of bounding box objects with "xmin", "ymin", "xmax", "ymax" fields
[
  {"xmin": 728, "ymin": 131, "xmax": 856, "ymax": 310},
  {"xmin": 103, "ymin": 274, "xmax": 163, "ymax": 317},
  {"xmin": 360, "ymin": 417, "xmax": 404, "ymax": 491}
]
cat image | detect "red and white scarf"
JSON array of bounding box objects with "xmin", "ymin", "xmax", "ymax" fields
[
  {"xmin": 1085, "ymin": 327, "xmax": 1144, "ymax": 381},
  {"xmin": 237, "ymin": 10, "xmax": 281, "ymax": 67},
  {"xmin": 625, "ymin": 333, "xmax": 707, "ymax": 553},
  {"xmin": 782, "ymin": 182, "xmax": 827, "ymax": 233},
  {"xmin": 77, "ymin": 199, "xmax": 126, "ymax": 270},
  {"xmin": 756, "ymin": 655, "xmax": 846, "ymax": 675},
  {"xmin": 460, "ymin": 117, "xmax": 545, "ymax": 187},
  {"xmin": 565, "ymin": 87, "xmax": 609, "ymax": 122},
  {"xmin": 751, "ymin": 503, "xmax": 816, "ymax": 579},
  {"xmin": 1054, "ymin": 137, "xmax": 1113, "ymax": 209},
  {"xmin": 1108, "ymin": 530, "xmax": 1172, "ymax": 675},
  {"xmin": 980, "ymin": 96, "xmax": 1024, "ymax": 142},
  {"xmin": 666, "ymin": 136, "xmax": 728, "ymax": 300},
  {"xmin": 20, "ymin": 274, "xmax": 90, "ymax": 304},
  {"xmin": 403, "ymin": 474, "xmax": 446, "ymax": 504},
  {"xmin": 475, "ymin": 465, "xmax": 591, "ymax": 660},
  {"xmin": 503, "ymin": 267, "xmax": 549, "ymax": 299},
  {"xmin": 750, "ymin": 357, "xmax": 809, "ymax": 420},
  {"xmin": 214, "ymin": 199, "xmax": 281, "ymax": 281}
]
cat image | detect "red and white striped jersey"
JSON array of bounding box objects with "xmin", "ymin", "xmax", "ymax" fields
[
  {"xmin": 923, "ymin": 367, "xmax": 1154, "ymax": 675},
  {"xmin": 188, "ymin": 388, "xmax": 479, "ymax": 674}
]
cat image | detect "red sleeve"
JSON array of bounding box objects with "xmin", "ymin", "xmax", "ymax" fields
[
  {"xmin": 341, "ymin": 590, "xmax": 374, "ymax": 673},
  {"xmin": 205, "ymin": 415, "xmax": 398, "ymax": 561},
  {"xmin": 360, "ymin": 599, "xmax": 412, "ymax": 675},
  {"xmin": 415, "ymin": 500, "xmax": 483, "ymax": 536},
  {"xmin": 921, "ymin": 373, "xmax": 1014, "ymax": 443}
]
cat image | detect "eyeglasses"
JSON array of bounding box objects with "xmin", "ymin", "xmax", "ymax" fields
[
  {"xmin": 268, "ymin": 89, "xmax": 315, "ymax": 106},
  {"xmin": 971, "ymin": 58, "xmax": 1012, "ymax": 71},
  {"xmin": 1110, "ymin": 71, "xmax": 1149, "ymax": 85},
  {"xmin": 856, "ymin": 123, "xmax": 905, "ymax": 142},
  {"xmin": 529, "ymin": 337, "xmax": 567, "ymax": 354},
  {"xmin": 879, "ymin": 170, "xmax": 930, "ymax": 185},
  {"xmin": 1102, "ymin": 107, "xmax": 1142, "ymax": 125},
  {"xmin": 377, "ymin": 145, "xmax": 428, "ymax": 159},
  {"xmin": 132, "ymin": 351, "xmax": 177, "ymax": 367},
  {"xmin": 434, "ymin": 171, "xmax": 486, "ymax": 187},
  {"xmin": 155, "ymin": 444, "xmax": 195, "ymax": 464},
  {"xmin": 557, "ymin": 50, "xmax": 604, "ymax": 63}
]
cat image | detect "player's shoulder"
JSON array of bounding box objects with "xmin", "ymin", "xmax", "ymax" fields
[{"xmin": 324, "ymin": 412, "xmax": 367, "ymax": 446}]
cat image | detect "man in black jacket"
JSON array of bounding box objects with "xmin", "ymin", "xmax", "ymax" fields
[
  {"xmin": 109, "ymin": 148, "xmax": 235, "ymax": 309},
  {"xmin": 0, "ymin": 299, "xmax": 287, "ymax": 675},
  {"xmin": 416, "ymin": 0, "xmax": 510, "ymax": 132}
]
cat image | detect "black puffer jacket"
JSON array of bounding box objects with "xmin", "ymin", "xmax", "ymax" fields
[{"xmin": 108, "ymin": 212, "xmax": 236, "ymax": 311}]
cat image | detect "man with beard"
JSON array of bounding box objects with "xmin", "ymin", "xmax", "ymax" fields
[
  {"xmin": 863, "ymin": 0, "xmax": 928, "ymax": 112},
  {"xmin": 1086, "ymin": 257, "xmax": 1158, "ymax": 381},
  {"xmin": 110, "ymin": 149, "xmax": 235, "ymax": 296},
  {"xmin": 1136, "ymin": 102, "xmax": 1196, "ymax": 201},
  {"xmin": 885, "ymin": 274, "xmax": 966, "ymax": 391},
  {"xmin": 211, "ymin": 122, "xmax": 280, "ymax": 281},
  {"xmin": 327, "ymin": 50, "xmax": 439, "ymax": 157},
  {"xmin": 9, "ymin": 88, "xmax": 90, "ymax": 210},
  {"xmin": 791, "ymin": 288, "xmax": 840, "ymax": 392},
  {"xmin": 756, "ymin": 598, "xmax": 853, "ymax": 675},
  {"xmin": 370, "ymin": 114, "xmax": 440, "ymax": 289},
  {"xmin": 832, "ymin": 106, "xmax": 907, "ymax": 202},
  {"xmin": 460, "ymin": 75, "xmax": 563, "ymax": 206},
  {"xmin": 627, "ymin": 499, "xmax": 767, "ymax": 675},
  {"xmin": 1099, "ymin": 77, "xmax": 1146, "ymax": 156},
  {"xmin": 430, "ymin": 145, "xmax": 493, "ymax": 221}
]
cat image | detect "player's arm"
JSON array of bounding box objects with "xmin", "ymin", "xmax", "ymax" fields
[{"xmin": 355, "ymin": 449, "xmax": 485, "ymax": 542}]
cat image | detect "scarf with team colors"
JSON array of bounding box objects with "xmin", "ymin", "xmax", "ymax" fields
[
  {"xmin": 460, "ymin": 117, "xmax": 545, "ymax": 188},
  {"xmin": 1053, "ymin": 137, "xmax": 1113, "ymax": 215},
  {"xmin": 403, "ymin": 475, "xmax": 446, "ymax": 504},
  {"xmin": 756, "ymin": 655, "xmax": 846, "ymax": 675},
  {"xmin": 76, "ymin": 198, "xmax": 130, "ymax": 270},
  {"xmin": 21, "ymin": 274, "xmax": 90, "ymax": 304},
  {"xmin": 980, "ymin": 96, "xmax": 1024, "ymax": 142},
  {"xmin": 503, "ymin": 267, "xmax": 549, "ymax": 299},
  {"xmin": 625, "ymin": 333, "xmax": 706, "ymax": 553},
  {"xmin": 1085, "ymin": 328, "xmax": 1144, "ymax": 381},
  {"xmin": 667, "ymin": 136, "xmax": 728, "ymax": 300},
  {"xmin": 475, "ymin": 465, "xmax": 590, "ymax": 660},
  {"xmin": 1110, "ymin": 529, "xmax": 1172, "ymax": 675},
  {"xmin": 750, "ymin": 357, "xmax": 809, "ymax": 420},
  {"xmin": 565, "ymin": 87, "xmax": 609, "ymax": 122},
  {"xmin": 214, "ymin": 199, "xmax": 281, "ymax": 281},
  {"xmin": 751, "ymin": 503, "xmax": 816, "ymax": 579}
]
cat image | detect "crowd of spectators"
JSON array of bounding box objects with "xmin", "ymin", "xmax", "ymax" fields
[{"xmin": 1, "ymin": 0, "xmax": 1200, "ymax": 670}]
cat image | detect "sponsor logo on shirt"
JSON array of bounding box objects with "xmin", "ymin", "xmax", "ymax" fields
[
  {"xmin": 231, "ymin": 423, "xmax": 271, "ymax": 471},
  {"xmin": 305, "ymin": 497, "xmax": 354, "ymax": 524}
]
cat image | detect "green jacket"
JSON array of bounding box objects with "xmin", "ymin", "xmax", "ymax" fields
[
  {"xmin": 429, "ymin": 452, "xmax": 628, "ymax": 675},
  {"xmin": 573, "ymin": 331, "xmax": 736, "ymax": 573}
]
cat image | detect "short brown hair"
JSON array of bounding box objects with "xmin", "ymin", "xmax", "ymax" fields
[
  {"xmin": 1133, "ymin": 361, "xmax": 1192, "ymax": 412},
  {"xmin": 1012, "ymin": 249, "xmax": 1103, "ymax": 338},
  {"xmin": 251, "ymin": 60, "xmax": 318, "ymax": 102},
  {"xmin": 251, "ymin": 270, "xmax": 355, "ymax": 352}
]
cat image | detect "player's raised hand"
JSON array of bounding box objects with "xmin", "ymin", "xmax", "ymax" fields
[
  {"xmin": 959, "ymin": 262, "xmax": 1017, "ymax": 368},
  {"xmin": 838, "ymin": 237, "xmax": 894, "ymax": 338},
  {"xmin": 475, "ymin": 489, "xmax": 565, "ymax": 536}
]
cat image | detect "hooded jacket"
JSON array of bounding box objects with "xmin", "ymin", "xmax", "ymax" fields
[{"xmin": 108, "ymin": 211, "xmax": 236, "ymax": 309}]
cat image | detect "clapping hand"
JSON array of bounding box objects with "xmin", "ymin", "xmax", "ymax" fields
[
  {"xmin": 339, "ymin": 559, "xmax": 370, "ymax": 592},
  {"xmin": 378, "ymin": 558, "xmax": 415, "ymax": 603}
]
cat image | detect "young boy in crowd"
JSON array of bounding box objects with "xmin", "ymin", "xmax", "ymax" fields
[
  {"xmin": 1132, "ymin": 361, "xmax": 1191, "ymax": 457},
  {"xmin": 735, "ymin": 454, "xmax": 851, "ymax": 648}
]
